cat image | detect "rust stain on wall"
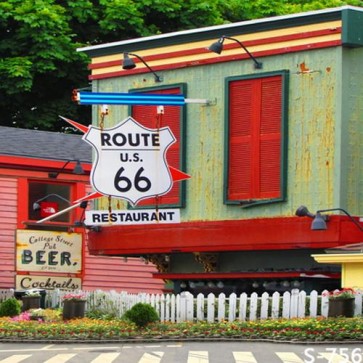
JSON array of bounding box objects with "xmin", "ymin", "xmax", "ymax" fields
[{"xmin": 299, "ymin": 62, "xmax": 310, "ymax": 73}]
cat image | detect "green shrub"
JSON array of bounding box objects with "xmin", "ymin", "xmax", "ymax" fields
[
  {"xmin": 0, "ymin": 298, "xmax": 21, "ymax": 317},
  {"xmin": 123, "ymin": 303, "xmax": 159, "ymax": 328},
  {"xmin": 86, "ymin": 309, "xmax": 118, "ymax": 320}
]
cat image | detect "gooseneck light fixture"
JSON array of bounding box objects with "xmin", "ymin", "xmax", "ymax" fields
[
  {"xmin": 295, "ymin": 205, "xmax": 363, "ymax": 232},
  {"xmin": 208, "ymin": 36, "xmax": 263, "ymax": 69},
  {"xmin": 33, "ymin": 194, "xmax": 71, "ymax": 211},
  {"xmin": 48, "ymin": 159, "xmax": 84, "ymax": 179},
  {"xmin": 122, "ymin": 52, "xmax": 163, "ymax": 82}
]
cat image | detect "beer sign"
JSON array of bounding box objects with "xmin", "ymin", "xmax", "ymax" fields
[{"xmin": 16, "ymin": 230, "xmax": 82, "ymax": 274}]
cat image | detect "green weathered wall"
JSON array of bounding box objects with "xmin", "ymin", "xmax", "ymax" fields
[
  {"xmin": 340, "ymin": 47, "xmax": 363, "ymax": 214},
  {"xmin": 93, "ymin": 45, "xmax": 361, "ymax": 221}
]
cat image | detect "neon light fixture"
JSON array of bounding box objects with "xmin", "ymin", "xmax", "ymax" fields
[{"xmin": 75, "ymin": 91, "xmax": 211, "ymax": 106}]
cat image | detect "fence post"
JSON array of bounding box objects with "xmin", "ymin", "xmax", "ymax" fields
[
  {"xmin": 282, "ymin": 291, "xmax": 291, "ymax": 318},
  {"xmin": 228, "ymin": 293, "xmax": 237, "ymax": 322},
  {"xmin": 218, "ymin": 293, "xmax": 226, "ymax": 322},
  {"xmin": 249, "ymin": 292, "xmax": 258, "ymax": 321},
  {"xmin": 164, "ymin": 294, "xmax": 170, "ymax": 322},
  {"xmin": 290, "ymin": 289, "xmax": 299, "ymax": 318},
  {"xmin": 321, "ymin": 289, "xmax": 329, "ymax": 317},
  {"xmin": 179, "ymin": 292, "xmax": 187, "ymax": 322},
  {"xmin": 207, "ymin": 293, "xmax": 215, "ymax": 323},
  {"xmin": 239, "ymin": 293, "xmax": 248, "ymax": 321},
  {"xmin": 271, "ymin": 291, "xmax": 280, "ymax": 319},
  {"xmin": 155, "ymin": 294, "xmax": 161, "ymax": 318},
  {"xmin": 354, "ymin": 291, "xmax": 362, "ymax": 316},
  {"xmin": 297, "ymin": 290, "xmax": 306, "ymax": 318},
  {"xmin": 160, "ymin": 294, "xmax": 165, "ymax": 322},
  {"xmin": 170, "ymin": 294, "xmax": 176, "ymax": 323},
  {"xmin": 176, "ymin": 294, "xmax": 181, "ymax": 323},
  {"xmin": 185, "ymin": 292, "xmax": 193, "ymax": 321},
  {"xmin": 309, "ymin": 290, "xmax": 318, "ymax": 318},
  {"xmin": 0, "ymin": 289, "xmax": 14, "ymax": 303},
  {"xmin": 196, "ymin": 293, "xmax": 205, "ymax": 321},
  {"xmin": 260, "ymin": 292, "xmax": 269, "ymax": 320}
]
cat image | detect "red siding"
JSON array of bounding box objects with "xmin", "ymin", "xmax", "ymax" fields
[
  {"xmin": 0, "ymin": 165, "xmax": 165, "ymax": 293},
  {"xmin": 82, "ymin": 227, "xmax": 165, "ymax": 293},
  {"xmin": 0, "ymin": 177, "xmax": 17, "ymax": 288}
]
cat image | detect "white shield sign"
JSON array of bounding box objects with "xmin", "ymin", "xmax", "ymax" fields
[{"xmin": 84, "ymin": 117, "xmax": 175, "ymax": 205}]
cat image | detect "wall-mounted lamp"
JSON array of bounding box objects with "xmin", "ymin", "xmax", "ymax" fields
[
  {"xmin": 122, "ymin": 52, "xmax": 163, "ymax": 82},
  {"xmin": 33, "ymin": 194, "xmax": 71, "ymax": 211},
  {"xmin": 295, "ymin": 205, "xmax": 363, "ymax": 232},
  {"xmin": 208, "ymin": 35, "xmax": 263, "ymax": 69},
  {"xmin": 49, "ymin": 160, "xmax": 84, "ymax": 179}
]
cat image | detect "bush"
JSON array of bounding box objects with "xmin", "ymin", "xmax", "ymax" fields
[
  {"xmin": 123, "ymin": 303, "xmax": 159, "ymax": 328},
  {"xmin": 0, "ymin": 298, "xmax": 21, "ymax": 317},
  {"xmin": 86, "ymin": 309, "xmax": 118, "ymax": 320}
]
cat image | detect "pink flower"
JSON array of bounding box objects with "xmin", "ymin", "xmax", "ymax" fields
[
  {"xmin": 62, "ymin": 292, "xmax": 87, "ymax": 301},
  {"xmin": 11, "ymin": 312, "xmax": 31, "ymax": 321},
  {"xmin": 324, "ymin": 288, "xmax": 356, "ymax": 300}
]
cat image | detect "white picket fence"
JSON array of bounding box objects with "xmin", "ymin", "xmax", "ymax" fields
[
  {"xmin": 55, "ymin": 289, "xmax": 363, "ymax": 321},
  {"xmin": 1, "ymin": 289, "xmax": 362, "ymax": 321}
]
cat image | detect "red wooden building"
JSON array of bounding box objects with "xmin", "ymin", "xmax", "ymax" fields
[{"xmin": 0, "ymin": 126, "xmax": 165, "ymax": 293}]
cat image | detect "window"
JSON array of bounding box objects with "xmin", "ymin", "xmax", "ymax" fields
[
  {"xmin": 28, "ymin": 182, "xmax": 72, "ymax": 224},
  {"xmin": 130, "ymin": 84, "xmax": 186, "ymax": 207},
  {"xmin": 225, "ymin": 71, "xmax": 288, "ymax": 205}
]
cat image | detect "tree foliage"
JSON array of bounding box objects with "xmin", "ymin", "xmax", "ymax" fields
[{"xmin": 0, "ymin": 0, "xmax": 362, "ymax": 130}]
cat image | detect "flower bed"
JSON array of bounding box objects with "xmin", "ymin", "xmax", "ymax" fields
[{"xmin": 0, "ymin": 314, "xmax": 362, "ymax": 342}]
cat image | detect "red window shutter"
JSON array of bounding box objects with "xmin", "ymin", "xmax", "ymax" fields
[
  {"xmin": 259, "ymin": 76, "xmax": 282, "ymax": 199},
  {"xmin": 132, "ymin": 87, "xmax": 181, "ymax": 206},
  {"xmin": 228, "ymin": 81, "xmax": 254, "ymax": 200},
  {"xmin": 228, "ymin": 75, "xmax": 282, "ymax": 201}
]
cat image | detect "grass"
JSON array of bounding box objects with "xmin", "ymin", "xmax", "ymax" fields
[{"xmin": 0, "ymin": 309, "xmax": 362, "ymax": 342}]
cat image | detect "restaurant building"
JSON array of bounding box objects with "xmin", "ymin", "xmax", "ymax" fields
[{"xmin": 74, "ymin": 6, "xmax": 362, "ymax": 294}]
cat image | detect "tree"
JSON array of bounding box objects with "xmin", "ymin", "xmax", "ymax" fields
[
  {"xmin": 0, "ymin": 0, "xmax": 361, "ymax": 130},
  {"xmin": 0, "ymin": 0, "xmax": 91, "ymax": 130}
]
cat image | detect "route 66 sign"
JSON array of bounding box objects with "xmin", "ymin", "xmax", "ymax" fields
[{"xmin": 84, "ymin": 117, "xmax": 175, "ymax": 205}]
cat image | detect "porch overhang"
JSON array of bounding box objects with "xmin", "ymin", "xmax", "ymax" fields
[
  {"xmin": 152, "ymin": 271, "xmax": 341, "ymax": 280},
  {"xmin": 87, "ymin": 215, "xmax": 362, "ymax": 256}
]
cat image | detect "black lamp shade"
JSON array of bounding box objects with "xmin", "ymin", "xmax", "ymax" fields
[
  {"xmin": 122, "ymin": 53, "xmax": 136, "ymax": 70},
  {"xmin": 295, "ymin": 205, "xmax": 315, "ymax": 218},
  {"xmin": 208, "ymin": 40, "xmax": 224, "ymax": 54},
  {"xmin": 295, "ymin": 205, "xmax": 309, "ymax": 217},
  {"xmin": 73, "ymin": 160, "xmax": 84, "ymax": 175},
  {"xmin": 311, "ymin": 213, "xmax": 327, "ymax": 230}
]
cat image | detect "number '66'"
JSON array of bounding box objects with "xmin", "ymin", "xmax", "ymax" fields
[{"xmin": 114, "ymin": 167, "xmax": 151, "ymax": 193}]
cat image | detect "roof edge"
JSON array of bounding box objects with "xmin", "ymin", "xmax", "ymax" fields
[{"xmin": 78, "ymin": 6, "xmax": 362, "ymax": 56}]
